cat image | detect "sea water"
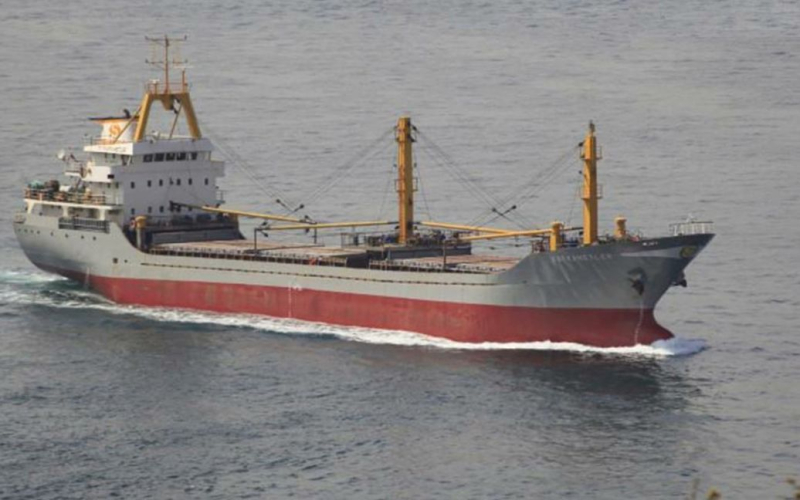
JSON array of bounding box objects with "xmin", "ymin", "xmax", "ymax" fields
[{"xmin": 1, "ymin": 1, "xmax": 798, "ymax": 498}]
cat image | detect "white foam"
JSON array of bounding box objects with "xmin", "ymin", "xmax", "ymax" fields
[
  {"xmin": 0, "ymin": 270, "xmax": 706, "ymax": 357},
  {"xmin": 0, "ymin": 269, "xmax": 66, "ymax": 284}
]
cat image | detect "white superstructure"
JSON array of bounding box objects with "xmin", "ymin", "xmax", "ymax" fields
[{"xmin": 23, "ymin": 35, "xmax": 224, "ymax": 231}]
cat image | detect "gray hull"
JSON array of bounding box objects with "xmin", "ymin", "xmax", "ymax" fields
[{"xmin": 13, "ymin": 212, "xmax": 713, "ymax": 346}]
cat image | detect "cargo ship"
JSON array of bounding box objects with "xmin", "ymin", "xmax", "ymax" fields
[{"xmin": 13, "ymin": 38, "xmax": 714, "ymax": 347}]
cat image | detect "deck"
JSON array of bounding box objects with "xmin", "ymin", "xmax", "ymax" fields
[{"xmin": 148, "ymin": 239, "xmax": 520, "ymax": 274}]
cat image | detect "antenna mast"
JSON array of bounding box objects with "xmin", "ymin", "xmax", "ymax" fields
[
  {"xmin": 145, "ymin": 35, "xmax": 188, "ymax": 93},
  {"xmin": 134, "ymin": 35, "xmax": 201, "ymax": 142}
]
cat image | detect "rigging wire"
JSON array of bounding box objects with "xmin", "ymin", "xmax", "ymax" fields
[
  {"xmin": 415, "ymin": 131, "xmax": 504, "ymax": 210},
  {"xmin": 496, "ymin": 144, "xmax": 579, "ymax": 209},
  {"xmin": 476, "ymin": 205, "xmax": 519, "ymax": 228},
  {"xmin": 374, "ymin": 166, "xmax": 396, "ymax": 221},
  {"xmin": 511, "ymin": 145, "xmax": 580, "ymax": 209},
  {"xmin": 298, "ymin": 140, "xmax": 394, "ymax": 222},
  {"xmin": 200, "ymin": 117, "xmax": 581, "ymax": 234},
  {"xmin": 201, "ymin": 121, "xmax": 303, "ymax": 215},
  {"xmin": 415, "ymin": 161, "xmax": 434, "ymax": 220},
  {"xmin": 466, "ymin": 143, "xmax": 580, "ymax": 228},
  {"xmin": 294, "ymin": 126, "xmax": 395, "ymax": 211},
  {"xmin": 415, "ymin": 133, "xmax": 532, "ymax": 229},
  {"xmin": 201, "ymin": 122, "xmax": 395, "ymax": 222},
  {"xmin": 565, "ymin": 172, "xmax": 583, "ymax": 227}
]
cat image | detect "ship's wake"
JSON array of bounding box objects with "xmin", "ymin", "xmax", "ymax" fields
[{"xmin": 0, "ymin": 270, "xmax": 706, "ymax": 357}]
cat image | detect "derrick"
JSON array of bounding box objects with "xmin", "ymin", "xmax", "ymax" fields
[
  {"xmin": 172, "ymin": 118, "xmax": 613, "ymax": 255},
  {"xmin": 169, "ymin": 202, "xmax": 305, "ymax": 224},
  {"xmin": 169, "ymin": 201, "xmax": 393, "ymax": 231}
]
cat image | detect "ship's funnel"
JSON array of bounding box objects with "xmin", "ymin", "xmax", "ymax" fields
[{"xmin": 93, "ymin": 117, "xmax": 137, "ymax": 144}]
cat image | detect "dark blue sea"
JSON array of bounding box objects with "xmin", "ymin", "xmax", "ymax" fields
[{"xmin": 1, "ymin": 0, "xmax": 799, "ymax": 498}]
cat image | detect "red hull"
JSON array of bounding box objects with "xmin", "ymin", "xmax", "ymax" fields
[{"xmin": 45, "ymin": 265, "xmax": 671, "ymax": 347}]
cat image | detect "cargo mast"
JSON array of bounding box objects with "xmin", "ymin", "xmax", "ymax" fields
[
  {"xmin": 581, "ymin": 122, "xmax": 600, "ymax": 245},
  {"xmin": 396, "ymin": 116, "xmax": 415, "ymax": 245}
]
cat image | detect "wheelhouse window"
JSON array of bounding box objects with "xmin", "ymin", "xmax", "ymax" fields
[
  {"xmin": 166, "ymin": 152, "xmax": 176, "ymax": 161},
  {"xmin": 177, "ymin": 152, "xmax": 187, "ymax": 161},
  {"xmin": 191, "ymin": 152, "xmax": 198, "ymax": 160},
  {"xmin": 155, "ymin": 153, "xmax": 165, "ymax": 162},
  {"xmin": 143, "ymin": 154, "xmax": 153, "ymax": 163}
]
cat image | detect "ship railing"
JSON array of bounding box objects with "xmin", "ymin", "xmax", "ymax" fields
[
  {"xmin": 84, "ymin": 136, "xmax": 130, "ymax": 146},
  {"xmin": 669, "ymin": 220, "xmax": 714, "ymax": 236},
  {"xmin": 58, "ymin": 217, "xmax": 110, "ymax": 233},
  {"xmin": 339, "ymin": 229, "xmax": 462, "ymax": 249},
  {"xmin": 340, "ymin": 229, "xmax": 405, "ymax": 248},
  {"xmin": 25, "ymin": 189, "xmax": 119, "ymax": 206},
  {"xmin": 367, "ymin": 260, "xmax": 487, "ymax": 275},
  {"xmin": 148, "ymin": 246, "xmax": 349, "ymax": 268},
  {"xmin": 140, "ymin": 214, "xmax": 237, "ymax": 229},
  {"xmin": 145, "ymin": 80, "xmax": 190, "ymax": 95}
]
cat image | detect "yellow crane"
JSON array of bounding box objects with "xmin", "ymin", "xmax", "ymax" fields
[{"xmin": 172, "ymin": 120, "xmax": 613, "ymax": 253}]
